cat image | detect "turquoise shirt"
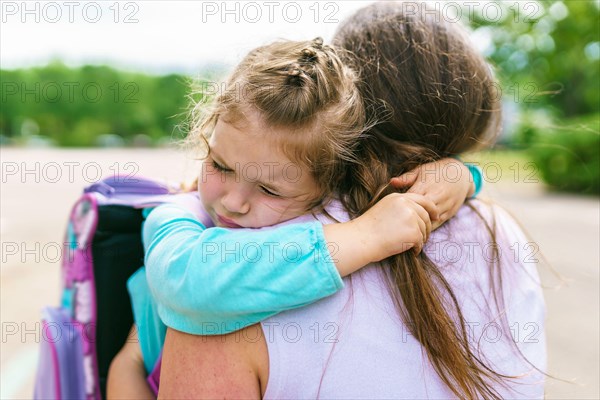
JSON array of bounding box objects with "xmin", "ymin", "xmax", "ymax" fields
[
  {"xmin": 466, "ymin": 163, "xmax": 483, "ymax": 197},
  {"xmin": 128, "ymin": 203, "xmax": 343, "ymax": 372}
]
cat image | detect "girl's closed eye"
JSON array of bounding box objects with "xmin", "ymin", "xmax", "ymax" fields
[
  {"xmin": 211, "ymin": 156, "xmax": 282, "ymax": 197},
  {"xmin": 259, "ymin": 185, "xmax": 281, "ymax": 198},
  {"xmin": 212, "ymin": 160, "xmax": 232, "ymax": 173}
]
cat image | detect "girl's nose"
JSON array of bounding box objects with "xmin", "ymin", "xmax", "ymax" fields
[{"xmin": 221, "ymin": 190, "xmax": 250, "ymax": 215}]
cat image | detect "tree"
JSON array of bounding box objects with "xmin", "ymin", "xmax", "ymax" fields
[{"xmin": 465, "ymin": 0, "xmax": 599, "ymax": 117}]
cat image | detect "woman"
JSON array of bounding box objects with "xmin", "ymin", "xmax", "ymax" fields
[{"xmin": 158, "ymin": 3, "xmax": 546, "ymax": 399}]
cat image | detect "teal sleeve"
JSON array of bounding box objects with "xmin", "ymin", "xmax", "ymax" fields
[
  {"xmin": 143, "ymin": 204, "xmax": 344, "ymax": 335},
  {"xmin": 465, "ymin": 163, "xmax": 483, "ymax": 198}
]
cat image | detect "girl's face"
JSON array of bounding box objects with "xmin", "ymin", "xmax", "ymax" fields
[{"xmin": 198, "ymin": 110, "xmax": 320, "ymax": 229}]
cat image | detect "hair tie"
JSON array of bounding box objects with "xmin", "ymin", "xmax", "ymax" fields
[
  {"xmin": 286, "ymin": 63, "xmax": 304, "ymax": 86},
  {"xmin": 301, "ymin": 48, "xmax": 318, "ymax": 63},
  {"xmin": 312, "ymin": 37, "xmax": 324, "ymax": 49}
]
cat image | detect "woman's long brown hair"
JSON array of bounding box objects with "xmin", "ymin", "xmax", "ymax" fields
[{"xmin": 333, "ymin": 3, "xmax": 511, "ymax": 398}]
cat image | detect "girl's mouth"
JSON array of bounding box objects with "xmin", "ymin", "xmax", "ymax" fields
[{"xmin": 216, "ymin": 214, "xmax": 242, "ymax": 228}]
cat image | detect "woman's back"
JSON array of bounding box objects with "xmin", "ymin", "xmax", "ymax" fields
[{"xmin": 262, "ymin": 201, "xmax": 546, "ymax": 399}]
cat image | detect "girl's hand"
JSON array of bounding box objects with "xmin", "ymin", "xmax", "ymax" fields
[
  {"xmin": 356, "ymin": 193, "xmax": 438, "ymax": 261},
  {"xmin": 389, "ymin": 158, "xmax": 473, "ymax": 229}
]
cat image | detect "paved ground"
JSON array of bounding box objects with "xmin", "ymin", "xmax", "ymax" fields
[{"xmin": 1, "ymin": 148, "xmax": 598, "ymax": 399}]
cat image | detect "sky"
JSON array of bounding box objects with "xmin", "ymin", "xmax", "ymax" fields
[{"xmin": 1, "ymin": 0, "xmax": 377, "ymax": 74}]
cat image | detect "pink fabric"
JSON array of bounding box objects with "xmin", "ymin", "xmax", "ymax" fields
[{"xmin": 147, "ymin": 354, "xmax": 162, "ymax": 396}]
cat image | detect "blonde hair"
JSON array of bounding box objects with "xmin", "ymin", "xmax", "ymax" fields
[{"xmin": 188, "ymin": 37, "xmax": 366, "ymax": 209}]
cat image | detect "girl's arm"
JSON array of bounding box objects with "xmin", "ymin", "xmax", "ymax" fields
[
  {"xmin": 144, "ymin": 193, "xmax": 435, "ymax": 335},
  {"xmin": 106, "ymin": 326, "xmax": 155, "ymax": 400},
  {"xmin": 144, "ymin": 204, "xmax": 342, "ymax": 335}
]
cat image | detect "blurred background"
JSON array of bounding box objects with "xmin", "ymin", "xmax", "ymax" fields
[{"xmin": 1, "ymin": 1, "xmax": 598, "ymax": 398}]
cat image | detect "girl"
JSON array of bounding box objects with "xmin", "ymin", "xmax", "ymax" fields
[
  {"xmin": 107, "ymin": 36, "xmax": 480, "ymax": 398},
  {"xmin": 158, "ymin": 3, "xmax": 546, "ymax": 400}
]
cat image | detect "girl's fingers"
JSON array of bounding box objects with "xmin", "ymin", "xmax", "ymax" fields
[
  {"xmin": 441, "ymin": 196, "xmax": 456, "ymax": 214},
  {"xmin": 438, "ymin": 199, "xmax": 462, "ymax": 225},
  {"xmin": 416, "ymin": 211, "xmax": 429, "ymax": 242},
  {"xmin": 405, "ymin": 182, "xmax": 426, "ymax": 195},
  {"xmin": 403, "ymin": 193, "xmax": 439, "ymax": 221},
  {"xmin": 413, "ymin": 203, "xmax": 432, "ymax": 239},
  {"xmin": 431, "ymin": 219, "xmax": 443, "ymax": 231},
  {"xmin": 412, "ymin": 237, "xmax": 424, "ymax": 255},
  {"xmin": 390, "ymin": 172, "xmax": 418, "ymax": 188}
]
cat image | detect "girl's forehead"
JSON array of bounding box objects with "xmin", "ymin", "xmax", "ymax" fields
[
  {"xmin": 212, "ymin": 111, "xmax": 283, "ymax": 155},
  {"xmin": 215, "ymin": 108, "xmax": 311, "ymax": 160},
  {"xmin": 221, "ymin": 107, "xmax": 312, "ymax": 138},
  {"xmin": 220, "ymin": 107, "xmax": 266, "ymax": 132}
]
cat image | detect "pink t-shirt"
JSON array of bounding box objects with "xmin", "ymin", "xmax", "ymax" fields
[{"xmin": 262, "ymin": 200, "xmax": 547, "ymax": 399}]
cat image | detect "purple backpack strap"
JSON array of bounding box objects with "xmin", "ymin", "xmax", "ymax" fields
[
  {"xmin": 34, "ymin": 307, "xmax": 87, "ymax": 400},
  {"xmin": 61, "ymin": 191, "xmax": 101, "ymax": 399},
  {"xmin": 85, "ymin": 176, "xmax": 213, "ymax": 227},
  {"xmin": 85, "ymin": 175, "xmax": 175, "ymax": 205}
]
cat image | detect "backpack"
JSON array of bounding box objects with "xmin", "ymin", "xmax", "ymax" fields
[{"xmin": 33, "ymin": 176, "xmax": 187, "ymax": 399}]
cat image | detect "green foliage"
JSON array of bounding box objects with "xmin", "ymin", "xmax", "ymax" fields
[
  {"xmin": 529, "ymin": 114, "xmax": 600, "ymax": 194},
  {"xmin": 0, "ymin": 63, "xmax": 194, "ymax": 146},
  {"xmin": 465, "ymin": 1, "xmax": 599, "ymax": 118},
  {"xmin": 512, "ymin": 109, "xmax": 554, "ymax": 148},
  {"xmin": 462, "ymin": 1, "xmax": 599, "ymax": 194}
]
